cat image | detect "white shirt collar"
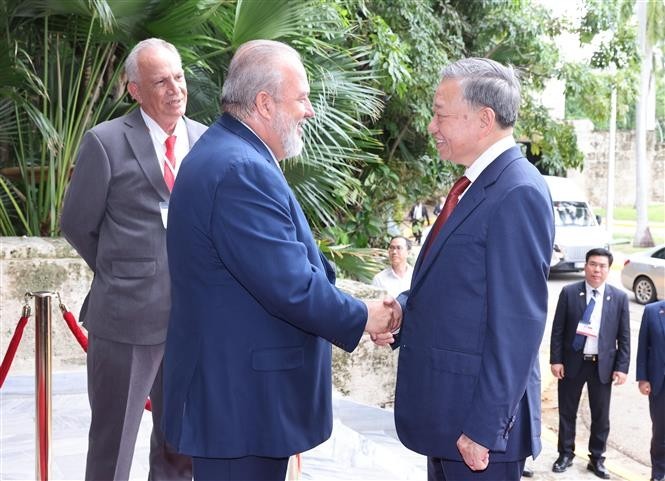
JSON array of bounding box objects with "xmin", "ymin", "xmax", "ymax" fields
[
  {"xmin": 140, "ymin": 109, "xmax": 187, "ymax": 145},
  {"xmin": 584, "ymin": 282, "xmax": 605, "ymax": 298},
  {"xmin": 464, "ymin": 135, "xmax": 516, "ymax": 183},
  {"xmin": 139, "ymin": 109, "xmax": 188, "ymax": 175},
  {"xmin": 390, "ymin": 264, "xmax": 413, "ymax": 279},
  {"xmin": 238, "ymin": 119, "xmax": 280, "ymax": 169}
]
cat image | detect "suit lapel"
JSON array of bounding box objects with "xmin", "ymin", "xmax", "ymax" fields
[
  {"xmin": 410, "ymin": 146, "xmax": 522, "ymax": 292},
  {"xmin": 576, "ymin": 282, "xmax": 587, "ymax": 318},
  {"xmin": 598, "ymin": 284, "xmax": 618, "ymax": 342},
  {"xmin": 657, "ymin": 303, "xmax": 665, "ymax": 341},
  {"xmin": 124, "ymin": 109, "xmax": 171, "ymax": 201},
  {"xmin": 411, "ymin": 185, "xmax": 484, "ymax": 284}
]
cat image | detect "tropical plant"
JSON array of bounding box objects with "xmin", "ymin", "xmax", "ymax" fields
[
  {"xmin": 0, "ymin": 0, "xmax": 387, "ymax": 279},
  {"xmin": 324, "ymin": 0, "xmax": 598, "ymax": 249},
  {"xmin": 1, "ymin": 1, "xmax": 128, "ymax": 235}
]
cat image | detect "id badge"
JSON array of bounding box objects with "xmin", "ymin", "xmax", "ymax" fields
[
  {"xmin": 159, "ymin": 202, "xmax": 169, "ymax": 229},
  {"xmin": 576, "ymin": 322, "xmax": 597, "ymax": 338}
]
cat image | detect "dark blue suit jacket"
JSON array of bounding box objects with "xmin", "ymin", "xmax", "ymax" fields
[
  {"xmin": 394, "ymin": 146, "xmax": 554, "ymax": 461},
  {"xmin": 637, "ymin": 301, "xmax": 665, "ymax": 396},
  {"xmin": 162, "ymin": 114, "xmax": 367, "ymax": 458},
  {"xmin": 550, "ymin": 281, "xmax": 631, "ymax": 384}
]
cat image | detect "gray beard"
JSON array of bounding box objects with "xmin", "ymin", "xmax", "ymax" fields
[{"xmin": 274, "ymin": 112, "xmax": 304, "ymax": 159}]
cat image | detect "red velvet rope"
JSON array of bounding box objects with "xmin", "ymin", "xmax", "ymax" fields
[
  {"xmin": 0, "ymin": 301, "xmax": 151, "ymax": 412},
  {"xmin": 0, "ymin": 314, "xmax": 29, "ymax": 388},
  {"xmin": 62, "ymin": 309, "xmax": 88, "ymax": 351}
]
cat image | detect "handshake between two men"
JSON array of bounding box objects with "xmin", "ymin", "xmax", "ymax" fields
[{"xmin": 363, "ymin": 297, "xmax": 403, "ymax": 347}]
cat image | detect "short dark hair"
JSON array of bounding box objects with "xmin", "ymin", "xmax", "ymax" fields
[
  {"xmin": 585, "ymin": 247, "xmax": 613, "ymax": 266},
  {"xmin": 390, "ymin": 235, "xmax": 412, "ymax": 251}
]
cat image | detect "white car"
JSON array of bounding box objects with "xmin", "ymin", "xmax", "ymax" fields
[
  {"xmin": 621, "ymin": 244, "xmax": 665, "ymax": 304},
  {"xmin": 544, "ymin": 176, "xmax": 610, "ymax": 272}
]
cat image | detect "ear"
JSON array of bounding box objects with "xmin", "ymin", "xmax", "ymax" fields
[
  {"xmin": 254, "ymin": 91, "xmax": 275, "ymax": 120},
  {"xmin": 477, "ymin": 107, "xmax": 496, "ymax": 137},
  {"xmin": 127, "ymin": 82, "xmax": 141, "ymax": 104}
]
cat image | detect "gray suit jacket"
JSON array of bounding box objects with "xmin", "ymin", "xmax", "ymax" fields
[
  {"xmin": 550, "ymin": 281, "xmax": 631, "ymax": 383},
  {"xmin": 61, "ymin": 109, "xmax": 207, "ymax": 345}
]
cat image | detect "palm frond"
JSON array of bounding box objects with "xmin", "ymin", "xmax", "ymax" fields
[{"xmin": 233, "ymin": 0, "xmax": 320, "ymax": 45}]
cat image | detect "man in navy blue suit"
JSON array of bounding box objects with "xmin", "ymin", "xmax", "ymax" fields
[
  {"xmin": 162, "ymin": 40, "xmax": 399, "ymax": 481},
  {"xmin": 382, "ymin": 58, "xmax": 554, "ymax": 481},
  {"xmin": 550, "ymin": 248, "xmax": 630, "ymax": 479},
  {"xmin": 637, "ymin": 300, "xmax": 665, "ymax": 481}
]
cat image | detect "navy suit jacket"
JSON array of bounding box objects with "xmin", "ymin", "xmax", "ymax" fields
[
  {"xmin": 550, "ymin": 281, "xmax": 631, "ymax": 384},
  {"xmin": 394, "ymin": 146, "xmax": 554, "ymax": 461},
  {"xmin": 637, "ymin": 300, "xmax": 665, "ymax": 396},
  {"xmin": 162, "ymin": 114, "xmax": 367, "ymax": 458}
]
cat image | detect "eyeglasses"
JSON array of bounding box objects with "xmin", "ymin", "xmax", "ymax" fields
[{"xmin": 586, "ymin": 261, "xmax": 609, "ymax": 270}]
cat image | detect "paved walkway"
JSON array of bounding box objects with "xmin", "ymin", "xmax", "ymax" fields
[{"xmin": 0, "ymin": 367, "xmax": 651, "ymax": 480}]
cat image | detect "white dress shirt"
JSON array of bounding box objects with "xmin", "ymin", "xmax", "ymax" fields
[
  {"xmin": 372, "ymin": 265, "xmax": 414, "ymax": 298},
  {"xmin": 583, "ymin": 282, "xmax": 605, "ymax": 355},
  {"xmin": 140, "ymin": 109, "xmax": 189, "ymax": 178}
]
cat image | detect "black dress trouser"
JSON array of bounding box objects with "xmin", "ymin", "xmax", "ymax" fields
[
  {"xmin": 649, "ymin": 380, "xmax": 665, "ymax": 479},
  {"xmin": 557, "ymin": 358, "xmax": 612, "ymax": 460}
]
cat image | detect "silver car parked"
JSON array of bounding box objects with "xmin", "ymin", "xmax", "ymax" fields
[{"xmin": 621, "ymin": 244, "xmax": 665, "ymax": 304}]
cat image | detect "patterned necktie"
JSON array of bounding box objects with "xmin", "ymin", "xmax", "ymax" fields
[
  {"xmin": 164, "ymin": 135, "xmax": 177, "ymax": 192},
  {"xmin": 572, "ymin": 288, "xmax": 598, "ymax": 351},
  {"xmin": 421, "ymin": 176, "xmax": 471, "ymax": 259}
]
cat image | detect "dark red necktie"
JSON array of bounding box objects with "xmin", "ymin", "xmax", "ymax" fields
[
  {"xmin": 164, "ymin": 135, "xmax": 177, "ymax": 191},
  {"xmin": 421, "ymin": 175, "xmax": 471, "ymax": 258}
]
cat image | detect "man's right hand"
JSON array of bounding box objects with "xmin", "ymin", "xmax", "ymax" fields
[
  {"xmin": 364, "ymin": 297, "xmax": 401, "ymax": 338},
  {"xmin": 550, "ymin": 363, "xmax": 565, "ymax": 379}
]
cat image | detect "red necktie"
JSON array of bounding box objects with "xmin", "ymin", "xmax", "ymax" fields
[
  {"xmin": 421, "ymin": 175, "xmax": 471, "ymax": 258},
  {"xmin": 164, "ymin": 135, "xmax": 177, "ymax": 192}
]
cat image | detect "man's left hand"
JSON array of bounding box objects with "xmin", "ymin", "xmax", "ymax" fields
[
  {"xmin": 612, "ymin": 371, "xmax": 627, "ymax": 385},
  {"xmin": 456, "ymin": 433, "xmax": 489, "ymax": 471}
]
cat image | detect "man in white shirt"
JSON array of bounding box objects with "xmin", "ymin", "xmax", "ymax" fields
[
  {"xmin": 409, "ymin": 201, "xmax": 430, "ymax": 245},
  {"xmin": 372, "ymin": 236, "xmax": 414, "ymax": 297}
]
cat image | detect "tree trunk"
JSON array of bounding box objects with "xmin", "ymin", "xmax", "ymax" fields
[{"xmin": 633, "ymin": 0, "xmax": 654, "ymax": 247}]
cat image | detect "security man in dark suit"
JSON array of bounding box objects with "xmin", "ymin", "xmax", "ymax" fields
[
  {"xmin": 549, "ymin": 248, "xmax": 630, "ymax": 479},
  {"xmin": 637, "ymin": 300, "xmax": 665, "ymax": 481}
]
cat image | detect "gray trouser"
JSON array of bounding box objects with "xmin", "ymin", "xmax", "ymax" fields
[{"xmin": 85, "ymin": 334, "xmax": 191, "ymax": 481}]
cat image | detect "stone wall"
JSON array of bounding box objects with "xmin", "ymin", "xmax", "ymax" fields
[
  {"xmin": 570, "ymin": 121, "xmax": 665, "ymax": 208},
  {"xmin": 0, "ymin": 237, "xmax": 93, "ymax": 372},
  {"xmin": 0, "ymin": 237, "xmax": 397, "ymax": 407}
]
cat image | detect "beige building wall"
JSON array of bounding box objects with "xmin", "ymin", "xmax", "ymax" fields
[{"xmin": 569, "ymin": 121, "xmax": 665, "ymax": 208}]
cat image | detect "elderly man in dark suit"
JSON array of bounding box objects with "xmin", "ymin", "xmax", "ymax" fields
[
  {"xmin": 637, "ymin": 300, "xmax": 665, "ymax": 481},
  {"xmin": 549, "ymin": 247, "xmax": 631, "ymax": 479},
  {"xmin": 61, "ymin": 38, "xmax": 207, "ymax": 480},
  {"xmin": 382, "ymin": 57, "xmax": 554, "ymax": 481},
  {"xmin": 162, "ymin": 39, "xmax": 398, "ymax": 481}
]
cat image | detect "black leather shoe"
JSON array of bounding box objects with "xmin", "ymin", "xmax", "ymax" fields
[
  {"xmin": 552, "ymin": 454, "xmax": 574, "ymax": 473},
  {"xmin": 587, "ymin": 459, "xmax": 610, "ymax": 479},
  {"xmin": 522, "ymin": 466, "xmax": 534, "ymax": 477}
]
